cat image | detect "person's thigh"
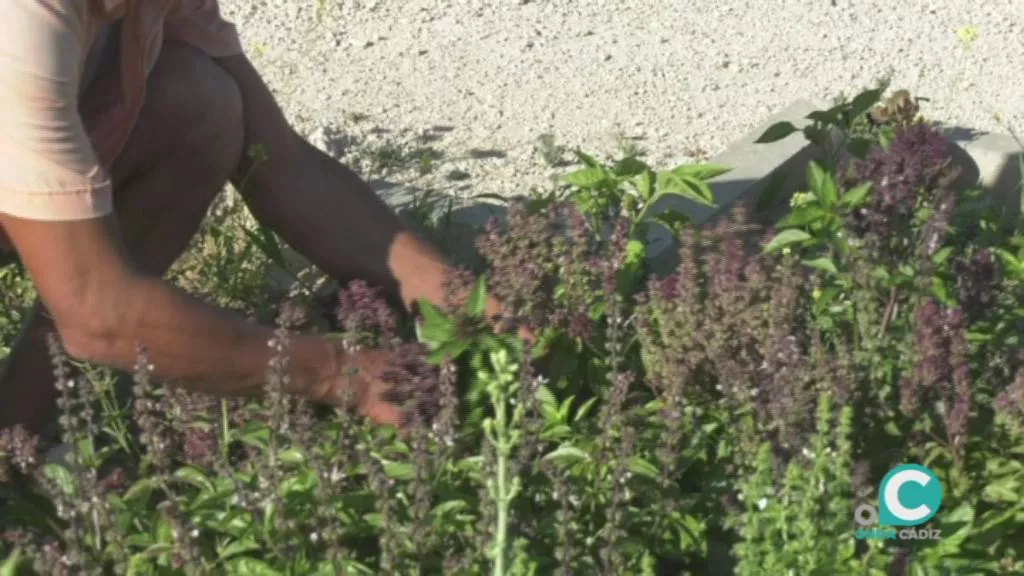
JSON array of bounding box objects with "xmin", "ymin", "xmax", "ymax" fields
[
  {"xmin": 98, "ymin": 39, "xmax": 245, "ymax": 272},
  {"xmin": 0, "ymin": 40, "xmax": 244, "ymax": 269},
  {"xmin": 0, "ymin": 40, "xmax": 245, "ymax": 435},
  {"xmin": 109, "ymin": 40, "xmax": 244, "ymax": 191}
]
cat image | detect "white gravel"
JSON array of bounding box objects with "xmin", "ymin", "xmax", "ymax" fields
[{"xmin": 219, "ymin": 0, "xmax": 1024, "ymax": 201}]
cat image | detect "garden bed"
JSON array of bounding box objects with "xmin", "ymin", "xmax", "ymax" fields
[{"xmin": 2, "ymin": 86, "xmax": 1024, "ymax": 575}]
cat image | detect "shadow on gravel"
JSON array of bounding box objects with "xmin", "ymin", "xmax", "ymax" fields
[
  {"xmin": 373, "ymin": 172, "xmax": 773, "ymax": 276},
  {"xmin": 366, "ymin": 121, "xmax": 1021, "ymax": 276}
]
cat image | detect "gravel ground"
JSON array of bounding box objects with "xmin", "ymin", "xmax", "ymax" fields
[{"xmin": 219, "ymin": 0, "xmax": 1024, "ymax": 201}]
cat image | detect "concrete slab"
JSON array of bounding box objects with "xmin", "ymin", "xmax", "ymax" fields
[
  {"xmin": 641, "ymin": 100, "xmax": 826, "ymax": 271},
  {"xmin": 274, "ymin": 99, "xmax": 1023, "ymax": 287},
  {"xmin": 945, "ymin": 128, "xmax": 1023, "ymax": 214}
]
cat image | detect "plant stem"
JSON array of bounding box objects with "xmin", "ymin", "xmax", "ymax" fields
[
  {"xmin": 486, "ymin": 350, "xmax": 518, "ymax": 576},
  {"xmin": 878, "ymin": 286, "xmax": 899, "ymax": 337},
  {"xmin": 220, "ymin": 399, "xmax": 231, "ymax": 462},
  {"xmin": 492, "ymin": 437, "xmax": 510, "ymax": 576}
]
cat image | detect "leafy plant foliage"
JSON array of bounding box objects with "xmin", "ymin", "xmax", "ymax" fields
[{"xmin": 2, "ymin": 87, "xmax": 1024, "ymax": 575}]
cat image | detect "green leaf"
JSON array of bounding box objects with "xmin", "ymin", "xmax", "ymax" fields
[
  {"xmin": 628, "ymin": 456, "xmax": 661, "ymax": 481},
  {"xmin": 932, "ymin": 246, "xmax": 954, "ymax": 265},
  {"xmin": 281, "ymin": 468, "xmax": 318, "ymax": 495},
  {"xmin": 383, "ymin": 461, "xmax": 416, "ymax": 481},
  {"xmin": 467, "ymin": 275, "xmax": 488, "ymax": 318},
  {"xmin": 574, "ymin": 150, "xmax": 602, "ymax": 168},
  {"xmin": 755, "ymin": 121, "xmax": 800, "ymax": 144},
  {"xmin": 671, "ymin": 163, "xmax": 731, "ymax": 181},
  {"xmin": 225, "ymin": 557, "xmax": 283, "ymax": 576},
  {"xmin": 562, "ymin": 167, "xmax": 611, "ymax": 189},
  {"xmin": 236, "ymin": 420, "xmax": 270, "ymax": 447},
  {"xmin": 931, "ymin": 277, "xmax": 958, "ymax": 307},
  {"xmin": 573, "ymin": 397, "xmax": 600, "ymax": 422},
  {"xmin": 173, "ymin": 466, "xmax": 215, "ymax": 493},
  {"xmin": 762, "ymin": 229, "xmax": 812, "ymax": 254},
  {"xmin": 803, "ymin": 257, "xmax": 838, "ymax": 274},
  {"xmin": 994, "ymin": 248, "xmax": 1023, "ymax": 275},
  {"xmin": 279, "ymin": 447, "xmax": 305, "ymax": 465},
  {"xmin": 847, "ymin": 137, "xmax": 875, "ymax": 159},
  {"xmin": 218, "ymin": 539, "xmax": 261, "ymax": 561},
  {"xmin": 655, "ymin": 172, "xmax": 715, "ymax": 206},
  {"xmin": 650, "ymin": 211, "xmax": 691, "ymax": 236},
  {"xmin": 625, "ymin": 239, "xmax": 646, "ymax": 265},
  {"xmin": 241, "ymin": 225, "xmax": 286, "ymax": 268},
  {"xmin": 848, "ymin": 88, "xmax": 884, "ymax": 120},
  {"xmin": 631, "ymin": 169, "xmax": 656, "ymax": 201},
  {"xmin": 123, "ymin": 477, "xmax": 161, "ymax": 503},
  {"xmin": 932, "ymin": 502, "xmax": 976, "ymax": 555},
  {"xmin": 806, "ymin": 161, "xmax": 838, "ymax": 207},
  {"xmin": 984, "ymin": 475, "xmax": 1022, "ymax": 503},
  {"xmin": 839, "ymin": 182, "xmax": 873, "ymax": 208},
  {"xmin": 42, "ymin": 463, "xmax": 76, "ymax": 497},
  {"xmin": 613, "ymin": 156, "xmax": 650, "ymax": 177},
  {"xmin": 678, "ymin": 176, "xmax": 716, "ymax": 206},
  {"xmin": 879, "ymin": 127, "xmax": 895, "ymax": 150},
  {"xmin": 543, "ymin": 444, "xmax": 592, "ymax": 466},
  {"xmin": 1, "ymin": 548, "xmax": 23, "ymax": 576},
  {"xmin": 74, "ymin": 437, "xmax": 96, "ymax": 466},
  {"xmin": 776, "ymin": 205, "xmax": 827, "ymax": 228},
  {"xmin": 806, "ymin": 109, "xmax": 842, "ymax": 125},
  {"xmin": 429, "ymin": 500, "xmax": 469, "ymax": 521},
  {"xmin": 416, "ymin": 299, "xmax": 456, "ymax": 348},
  {"xmin": 427, "ymin": 339, "xmax": 471, "ymax": 364},
  {"xmin": 535, "ymin": 383, "xmax": 559, "ymax": 414}
]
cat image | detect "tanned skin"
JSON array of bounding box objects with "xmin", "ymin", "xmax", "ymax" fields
[{"xmin": 0, "ymin": 43, "xmax": 521, "ymax": 434}]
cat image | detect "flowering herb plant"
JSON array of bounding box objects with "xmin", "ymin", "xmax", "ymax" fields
[{"xmin": 2, "ymin": 87, "xmax": 1024, "ymax": 575}]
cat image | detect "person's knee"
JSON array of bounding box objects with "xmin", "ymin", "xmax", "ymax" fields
[{"xmin": 145, "ymin": 41, "xmax": 244, "ymax": 180}]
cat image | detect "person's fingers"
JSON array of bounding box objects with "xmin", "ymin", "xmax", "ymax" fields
[{"xmin": 363, "ymin": 398, "xmax": 404, "ymax": 427}]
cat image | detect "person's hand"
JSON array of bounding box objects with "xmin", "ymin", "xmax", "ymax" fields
[
  {"xmin": 483, "ymin": 294, "xmax": 537, "ymax": 345},
  {"xmin": 319, "ymin": 346, "xmax": 405, "ymax": 426}
]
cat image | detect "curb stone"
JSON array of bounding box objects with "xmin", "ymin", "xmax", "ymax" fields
[{"xmin": 271, "ymin": 100, "xmax": 1023, "ymax": 284}]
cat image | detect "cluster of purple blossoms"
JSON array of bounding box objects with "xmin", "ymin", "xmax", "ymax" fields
[
  {"xmin": 953, "ymin": 248, "xmax": 1000, "ymax": 321},
  {"xmin": 845, "ymin": 122, "xmax": 957, "ymax": 243},
  {"xmin": 336, "ymin": 279, "xmax": 397, "ymax": 349},
  {"xmin": 995, "ymin": 368, "xmax": 1024, "ymax": 431},
  {"xmin": 0, "ymin": 424, "xmax": 40, "ymax": 482},
  {"xmin": 900, "ymin": 299, "xmax": 972, "ymax": 457},
  {"xmin": 474, "ymin": 200, "xmax": 610, "ymax": 343},
  {"xmin": 379, "ymin": 342, "xmax": 443, "ymax": 425}
]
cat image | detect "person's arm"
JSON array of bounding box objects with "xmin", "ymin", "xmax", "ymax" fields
[
  {"xmin": 213, "ymin": 55, "xmax": 505, "ymax": 317},
  {"xmin": 0, "ymin": 212, "xmax": 347, "ymax": 402}
]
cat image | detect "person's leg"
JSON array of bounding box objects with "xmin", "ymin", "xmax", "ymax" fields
[{"xmin": 0, "ymin": 41, "xmax": 244, "ymax": 434}]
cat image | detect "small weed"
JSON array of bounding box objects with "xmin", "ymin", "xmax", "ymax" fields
[
  {"xmin": 536, "ymin": 133, "xmax": 570, "ymax": 167},
  {"xmin": 345, "ymin": 111, "xmax": 370, "ymax": 124},
  {"xmin": 447, "ymin": 169, "xmax": 471, "ymax": 181},
  {"xmin": 612, "ymin": 132, "xmax": 646, "ymax": 158}
]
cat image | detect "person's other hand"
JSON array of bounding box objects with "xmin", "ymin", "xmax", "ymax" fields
[
  {"xmin": 483, "ymin": 294, "xmax": 537, "ymax": 345},
  {"xmin": 321, "ymin": 346, "xmax": 405, "ymax": 426}
]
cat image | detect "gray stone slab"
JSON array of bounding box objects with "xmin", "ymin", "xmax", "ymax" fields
[
  {"xmin": 945, "ymin": 128, "xmax": 1023, "ymax": 214},
  {"xmin": 275, "ymin": 100, "xmax": 1023, "ymax": 285}
]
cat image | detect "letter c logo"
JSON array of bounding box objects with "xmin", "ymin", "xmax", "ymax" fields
[{"xmin": 878, "ymin": 464, "xmax": 943, "ymax": 526}]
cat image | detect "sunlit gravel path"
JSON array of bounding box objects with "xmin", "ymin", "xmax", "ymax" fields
[{"xmin": 220, "ymin": 0, "xmax": 1024, "ymax": 200}]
